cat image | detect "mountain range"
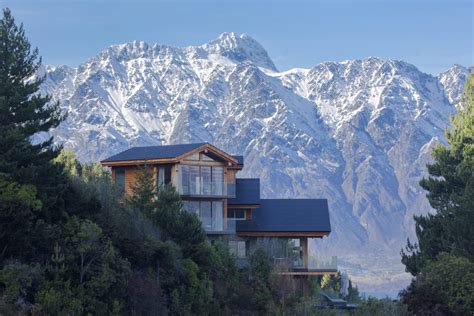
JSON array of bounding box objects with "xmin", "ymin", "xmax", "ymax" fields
[{"xmin": 38, "ymin": 32, "xmax": 472, "ymax": 297}]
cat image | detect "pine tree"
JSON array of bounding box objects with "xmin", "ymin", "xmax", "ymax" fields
[
  {"xmin": 0, "ymin": 8, "xmax": 67, "ymax": 261},
  {"xmin": 0, "ymin": 8, "xmax": 64, "ymax": 177},
  {"xmin": 125, "ymin": 165, "xmax": 156, "ymax": 218},
  {"xmin": 401, "ymin": 72, "xmax": 474, "ymax": 313},
  {"xmin": 401, "ymin": 71, "xmax": 474, "ymax": 275}
]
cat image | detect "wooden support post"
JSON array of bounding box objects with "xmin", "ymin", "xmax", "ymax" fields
[{"xmin": 301, "ymin": 237, "xmax": 309, "ymax": 269}]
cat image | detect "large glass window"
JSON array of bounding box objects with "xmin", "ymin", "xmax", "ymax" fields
[
  {"xmin": 189, "ymin": 166, "xmax": 200, "ymax": 195},
  {"xmin": 182, "ymin": 200, "xmax": 224, "ymax": 231},
  {"xmin": 182, "ymin": 200, "xmax": 199, "ymax": 216},
  {"xmin": 201, "ymin": 166, "xmax": 211, "ymax": 196},
  {"xmin": 179, "ymin": 165, "xmax": 226, "ymax": 197},
  {"xmin": 115, "ymin": 168, "xmax": 125, "ymax": 193},
  {"xmin": 157, "ymin": 166, "xmax": 165, "ymax": 187},
  {"xmin": 212, "ymin": 201, "xmax": 223, "ymax": 231},
  {"xmin": 211, "ymin": 166, "xmax": 224, "ymax": 196},
  {"xmin": 200, "ymin": 201, "xmax": 212, "ymax": 230},
  {"xmin": 164, "ymin": 165, "xmax": 171, "ymax": 184},
  {"xmin": 179, "ymin": 165, "xmax": 190, "ymax": 194}
]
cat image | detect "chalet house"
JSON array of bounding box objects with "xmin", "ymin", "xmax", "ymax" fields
[{"xmin": 101, "ymin": 143, "xmax": 336, "ymax": 293}]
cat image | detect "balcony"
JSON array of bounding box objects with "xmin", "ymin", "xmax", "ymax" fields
[
  {"xmin": 274, "ymin": 256, "xmax": 338, "ymax": 275},
  {"xmin": 205, "ymin": 218, "xmax": 237, "ymax": 235}
]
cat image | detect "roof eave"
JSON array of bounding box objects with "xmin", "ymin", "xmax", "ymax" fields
[{"xmin": 236, "ymin": 231, "xmax": 331, "ymax": 238}]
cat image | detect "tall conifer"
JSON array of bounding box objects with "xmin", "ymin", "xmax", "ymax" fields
[{"xmin": 0, "ymin": 8, "xmax": 65, "ymax": 260}]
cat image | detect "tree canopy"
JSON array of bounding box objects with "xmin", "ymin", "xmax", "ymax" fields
[{"xmin": 401, "ymin": 70, "xmax": 474, "ymax": 315}]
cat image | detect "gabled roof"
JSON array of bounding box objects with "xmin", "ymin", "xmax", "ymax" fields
[
  {"xmin": 236, "ymin": 199, "xmax": 331, "ymax": 237},
  {"xmin": 228, "ymin": 178, "xmax": 260, "ymax": 205},
  {"xmin": 101, "ymin": 143, "xmax": 206, "ymax": 163},
  {"xmin": 100, "ymin": 143, "xmax": 241, "ymax": 166}
]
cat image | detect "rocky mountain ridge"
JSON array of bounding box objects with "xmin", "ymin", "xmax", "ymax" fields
[{"xmin": 40, "ymin": 32, "xmax": 471, "ymax": 296}]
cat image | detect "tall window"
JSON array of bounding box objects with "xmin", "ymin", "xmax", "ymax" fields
[
  {"xmin": 211, "ymin": 166, "xmax": 224, "ymax": 196},
  {"xmin": 212, "ymin": 201, "xmax": 223, "ymax": 231},
  {"xmin": 115, "ymin": 168, "xmax": 125, "ymax": 193},
  {"xmin": 189, "ymin": 166, "xmax": 200, "ymax": 195},
  {"xmin": 201, "ymin": 166, "xmax": 211, "ymax": 195},
  {"xmin": 157, "ymin": 166, "xmax": 165, "ymax": 187},
  {"xmin": 180, "ymin": 165, "xmax": 190, "ymax": 194},
  {"xmin": 200, "ymin": 201, "xmax": 212, "ymax": 230},
  {"xmin": 182, "ymin": 200, "xmax": 224, "ymax": 231}
]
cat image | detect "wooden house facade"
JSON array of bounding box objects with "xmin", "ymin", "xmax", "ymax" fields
[{"xmin": 101, "ymin": 143, "xmax": 337, "ymax": 294}]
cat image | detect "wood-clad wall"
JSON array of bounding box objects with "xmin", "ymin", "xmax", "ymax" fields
[{"xmin": 124, "ymin": 166, "xmax": 140, "ymax": 196}]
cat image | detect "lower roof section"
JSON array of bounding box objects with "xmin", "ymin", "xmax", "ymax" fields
[{"xmin": 236, "ymin": 199, "xmax": 331, "ymax": 237}]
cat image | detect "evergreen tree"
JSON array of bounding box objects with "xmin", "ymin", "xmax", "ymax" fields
[
  {"xmin": 401, "ymin": 71, "xmax": 474, "ymax": 275},
  {"xmin": 125, "ymin": 165, "xmax": 156, "ymax": 218},
  {"xmin": 401, "ymin": 72, "xmax": 474, "ymax": 314},
  {"xmin": 401, "ymin": 253, "xmax": 474, "ymax": 315},
  {"xmin": 0, "ymin": 8, "xmax": 67, "ymax": 261},
  {"xmin": 0, "ymin": 7, "xmax": 65, "ymax": 193}
]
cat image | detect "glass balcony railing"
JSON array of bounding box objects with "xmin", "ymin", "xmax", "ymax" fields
[
  {"xmin": 181, "ymin": 213, "xmax": 237, "ymax": 234},
  {"xmin": 309, "ymin": 256, "xmax": 338, "ymax": 271},
  {"xmin": 273, "ymin": 256, "xmax": 338, "ymax": 272}
]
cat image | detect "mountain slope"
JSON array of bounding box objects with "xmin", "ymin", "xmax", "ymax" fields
[{"xmin": 40, "ymin": 33, "xmax": 470, "ymax": 296}]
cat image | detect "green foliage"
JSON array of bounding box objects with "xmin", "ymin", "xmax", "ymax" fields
[
  {"xmin": 401, "ymin": 253, "xmax": 474, "ymax": 315},
  {"xmin": 0, "ymin": 7, "xmax": 69, "ymax": 262},
  {"xmin": 402, "ymin": 70, "xmax": 474, "ymax": 275},
  {"xmin": 0, "ymin": 173, "xmax": 42, "ymax": 260},
  {"xmin": 126, "ymin": 165, "xmax": 156, "ymax": 217},
  {"xmin": 346, "ymin": 279, "xmax": 361, "ymax": 303},
  {"xmin": 55, "ymin": 150, "xmax": 83, "ymax": 177},
  {"xmin": 321, "ymin": 274, "xmax": 331, "ymax": 290},
  {"xmin": 400, "ymin": 71, "xmax": 474, "ymax": 314},
  {"xmin": 0, "ymin": 262, "xmax": 42, "ymax": 304},
  {"xmin": 354, "ymin": 297, "xmax": 408, "ymax": 316},
  {"xmin": 244, "ymin": 249, "xmax": 278, "ymax": 312}
]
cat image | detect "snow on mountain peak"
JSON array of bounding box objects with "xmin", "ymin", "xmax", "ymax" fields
[
  {"xmin": 438, "ymin": 64, "xmax": 472, "ymax": 108},
  {"xmin": 203, "ymin": 32, "xmax": 277, "ymax": 71},
  {"xmin": 40, "ymin": 34, "xmax": 471, "ymax": 297}
]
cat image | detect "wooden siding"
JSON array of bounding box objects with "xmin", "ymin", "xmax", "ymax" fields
[{"xmin": 124, "ymin": 166, "xmax": 140, "ymax": 196}]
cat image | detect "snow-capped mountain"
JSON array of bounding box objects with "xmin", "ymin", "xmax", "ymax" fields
[{"xmin": 40, "ymin": 32, "xmax": 470, "ymax": 297}]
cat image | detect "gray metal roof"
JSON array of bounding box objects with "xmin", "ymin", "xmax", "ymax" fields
[
  {"xmin": 236, "ymin": 199, "xmax": 331, "ymax": 233},
  {"xmin": 101, "ymin": 143, "xmax": 243, "ymax": 164},
  {"xmin": 228, "ymin": 178, "xmax": 260, "ymax": 205},
  {"xmin": 101, "ymin": 143, "xmax": 207, "ymax": 162}
]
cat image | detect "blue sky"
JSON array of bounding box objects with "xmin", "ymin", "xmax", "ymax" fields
[{"xmin": 3, "ymin": 0, "xmax": 473, "ymax": 74}]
